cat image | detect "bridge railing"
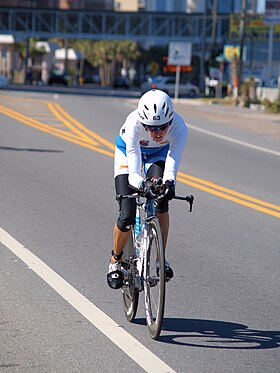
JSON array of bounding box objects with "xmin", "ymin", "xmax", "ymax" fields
[{"xmin": 0, "ymin": 8, "xmax": 229, "ymax": 42}]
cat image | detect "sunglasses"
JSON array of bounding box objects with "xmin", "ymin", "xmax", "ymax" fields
[{"xmin": 143, "ymin": 120, "xmax": 172, "ymax": 133}]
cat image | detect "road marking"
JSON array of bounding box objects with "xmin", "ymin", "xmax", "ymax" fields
[
  {"xmin": 124, "ymin": 101, "xmax": 280, "ymax": 156},
  {"xmin": 178, "ymin": 172, "xmax": 280, "ymax": 212},
  {"xmin": 1, "ymin": 99, "xmax": 279, "ymax": 218},
  {"xmin": 0, "ymin": 227, "xmax": 176, "ymax": 373},
  {"xmin": 177, "ymin": 173, "xmax": 280, "ymax": 219},
  {"xmin": 0, "ymin": 104, "xmax": 115, "ymax": 158},
  {"xmin": 188, "ymin": 124, "xmax": 280, "ymax": 157},
  {"xmin": 52, "ymin": 103, "xmax": 115, "ymax": 151},
  {"xmin": 48, "ymin": 103, "xmax": 100, "ymax": 146}
]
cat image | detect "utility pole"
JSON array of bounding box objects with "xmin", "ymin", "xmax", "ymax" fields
[
  {"xmin": 210, "ymin": 0, "xmax": 218, "ymax": 62},
  {"xmin": 64, "ymin": 38, "xmax": 68, "ymax": 75},
  {"xmin": 199, "ymin": 0, "xmax": 207, "ymax": 92},
  {"xmin": 238, "ymin": 0, "xmax": 247, "ymax": 87},
  {"xmin": 24, "ymin": 37, "xmax": 30, "ymax": 84}
]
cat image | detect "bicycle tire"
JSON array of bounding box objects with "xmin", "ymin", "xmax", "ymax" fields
[
  {"xmin": 144, "ymin": 217, "xmax": 165, "ymax": 339},
  {"xmin": 121, "ymin": 230, "xmax": 139, "ymax": 322}
]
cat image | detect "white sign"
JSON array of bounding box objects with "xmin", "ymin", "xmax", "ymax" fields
[
  {"xmin": 168, "ymin": 42, "xmax": 192, "ymax": 66},
  {"xmin": 264, "ymin": 0, "xmax": 280, "ymax": 24}
]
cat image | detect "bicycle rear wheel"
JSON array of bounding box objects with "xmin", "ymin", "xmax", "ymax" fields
[
  {"xmin": 144, "ymin": 217, "xmax": 165, "ymax": 339},
  {"xmin": 122, "ymin": 230, "xmax": 139, "ymax": 322}
]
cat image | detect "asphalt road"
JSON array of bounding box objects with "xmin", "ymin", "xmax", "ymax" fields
[{"xmin": 0, "ymin": 90, "xmax": 279, "ymax": 373}]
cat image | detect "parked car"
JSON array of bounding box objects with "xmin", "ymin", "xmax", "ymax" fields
[
  {"xmin": 0, "ymin": 75, "xmax": 9, "ymax": 88},
  {"xmin": 141, "ymin": 76, "xmax": 199, "ymax": 97},
  {"xmin": 268, "ymin": 77, "xmax": 279, "ymax": 88},
  {"xmin": 48, "ymin": 71, "xmax": 69, "ymax": 86},
  {"xmin": 83, "ymin": 74, "xmax": 101, "ymax": 84},
  {"xmin": 113, "ymin": 76, "xmax": 129, "ymax": 89}
]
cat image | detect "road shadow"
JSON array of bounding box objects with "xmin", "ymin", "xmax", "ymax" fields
[
  {"xmin": 134, "ymin": 318, "xmax": 280, "ymax": 349},
  {"xmin": 0, "ymin": 146, "xmax": 64, "ymax": 153}
]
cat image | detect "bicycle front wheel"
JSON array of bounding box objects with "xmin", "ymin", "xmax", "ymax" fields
[
  {"xmin": 122, "ymin": 230, "xmax": 139, "ymax": 322},
  {"xmin": 144, "ymin": 217, "xmax": 165, "ymax": 339}
]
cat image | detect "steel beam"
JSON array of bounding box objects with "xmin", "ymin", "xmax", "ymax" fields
[{"xmin": 0, "ymin": 8, "xmax": 229, "ymax": 43}]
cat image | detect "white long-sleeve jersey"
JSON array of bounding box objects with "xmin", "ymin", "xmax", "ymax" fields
[{"xmin": 115, "ymin": 109, "xmax": 188, "ymax": 189}]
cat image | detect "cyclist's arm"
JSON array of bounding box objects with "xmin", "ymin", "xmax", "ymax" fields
[
  {"xmin": 163, "ymin": 115, "xmax": 188, "ymax": 183},
  {"xmin": 125, "ymin": 115, "xmax": 144, "ymax": 189}
]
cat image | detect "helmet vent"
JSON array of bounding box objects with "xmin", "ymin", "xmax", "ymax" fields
[{"xmin": 137, "ymin": 90, "xmax": 174, "ymax": 125}]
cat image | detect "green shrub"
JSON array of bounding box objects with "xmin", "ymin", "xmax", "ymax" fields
[{"xmin": 262, "ymin": 97, "xmax": 280, "ymax": 113}]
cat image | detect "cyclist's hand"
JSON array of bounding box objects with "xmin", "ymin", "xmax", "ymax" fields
[
  {"xmin": 163, "ymin": 180, "xmax": 175, "ymax": 200},
  {"xmin": 140, "ymin": 178, "xmax": 161, "ymax": 198},
  {"xmin": 142, "ymin": 179, "xmax": 156, "ymax": 198}
]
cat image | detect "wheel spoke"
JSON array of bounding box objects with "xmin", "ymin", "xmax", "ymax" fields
[
  {"xmin": 144, "ymin": 218, "xmax": 165, "ymax": 339},
  {"xmin": 122, "ymin": 231, "xmax": 139, "ymax": 322}
]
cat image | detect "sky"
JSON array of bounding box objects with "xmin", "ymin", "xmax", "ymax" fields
[{"xmin": 258, "ymin": 0, "xmax": 266, "ymax": 13}]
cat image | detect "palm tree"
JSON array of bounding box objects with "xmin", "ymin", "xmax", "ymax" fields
[{"xmin": 71, "ymin": 39, "xmax": 140, "ymax": 86}]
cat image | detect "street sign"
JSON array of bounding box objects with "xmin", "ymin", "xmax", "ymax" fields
[
  {"xmin": 168, "ymin": 42, "xmax": 192, "ymax": 66},
  {"xmin": 264, "ymin": 0, "xmax": 280, "ymax": 24},
  {"xmin": 223, "ymin": 45, "xmax": 247, "ymax": 62},
  {"xmin": 229, "ymin": 14, "xmax": 280, "ymax": 40}
]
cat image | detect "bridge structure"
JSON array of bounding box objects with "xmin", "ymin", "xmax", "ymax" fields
[{"xmin": 0, "ymin": 7, "xmax": 229, "ymax": 45}]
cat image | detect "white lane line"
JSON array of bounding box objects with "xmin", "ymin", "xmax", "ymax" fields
[
  {"xmin": 188, "ymin": 124, "xmax": 280, "ymax": 157},
  {"xmin": 0, "ymin": 227, "xmax": 176, "ymax": 373},
  {"xmin": 124, "ymin": 101, "xmax": 280, "ymax": 157}
]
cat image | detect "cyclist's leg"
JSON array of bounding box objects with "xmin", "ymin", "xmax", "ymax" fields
[
  {"xmin": 114, "ymin": 173, "xmax": 136, "ymax": 259},
  {"xmin": 113, "ymin": 144, "xmax": 136, "ymax": 259},
  {"xmin": 108, "ymin": 146, "xmax": 136, "ymax": 289},
  {"xmin": 145, "ymin": 160, "xmax": 169, "ymax": 249}
]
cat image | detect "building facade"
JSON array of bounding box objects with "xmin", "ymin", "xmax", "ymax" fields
[
  {"xmin": 0, "ymin": 0, "xmax": 114, "ymax": 9},
  {"xmin": 0, "ymin": 0, "xmax": 265, "ymax": 12}
]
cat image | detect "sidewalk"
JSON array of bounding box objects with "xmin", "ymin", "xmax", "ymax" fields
[{"xmin": 174, "ymin": 99, "xmax": 280, "ymax": 139}]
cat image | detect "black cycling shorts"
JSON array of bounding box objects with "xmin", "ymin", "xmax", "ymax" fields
[{"xmin": 115, "ymin": 161, "xmax": 169, "ymax": 232}]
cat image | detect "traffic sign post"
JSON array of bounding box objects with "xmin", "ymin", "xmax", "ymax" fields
[
  {"xmin": 264, "ymin": 0, "xmax": 280, "ymax": 84},
  {"xmin": 168, "ymin": 42, "xmax": 192, "ymax": 101}
]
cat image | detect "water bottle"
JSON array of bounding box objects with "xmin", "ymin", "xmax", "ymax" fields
[
  {"xmin": 135, "ymin": 228, "xmax": 144, "ymax": 257},
  {"xmin": 135, "ymin": 209, "xmax": 143, "ymax": 257}
]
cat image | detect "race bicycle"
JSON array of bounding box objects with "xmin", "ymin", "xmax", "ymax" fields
[{"xmin": 116, "ymin": 178, "xmax": 194, "ymax": 339}]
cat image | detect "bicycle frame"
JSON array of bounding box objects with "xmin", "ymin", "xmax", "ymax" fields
[
  {"xmin": 118, "ymin": 192, "xmax": 194, "ymax": 289},
  {"xmin": 117, "ymin": 189, "xmax": 194, "ymax": 338},
  {"xmin": 134, "ymin": 197, "xmax": 157, "ymax": 289}
]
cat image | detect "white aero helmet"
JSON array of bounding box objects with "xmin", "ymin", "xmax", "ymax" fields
[{"xmin": 137, "ymin": 89, "xmax": 174, "ymax": 126}]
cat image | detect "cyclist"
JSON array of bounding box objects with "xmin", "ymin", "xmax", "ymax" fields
[{"xmin": 107, "ymin": 89, "xmax": 188, "ymax": 289}]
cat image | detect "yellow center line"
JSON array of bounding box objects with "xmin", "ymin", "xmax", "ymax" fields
[
  {"xmin": 0, "ymin": 105, "xmax": 114, "ymax": 157},
  {"xmin": 1, "ymin": 98, "xmax": 279, "ymax": 219},
  {"xmin": 178, "ymin": 172, "xmax": 280, "ymax": 212},
  {"xmin": 177, "ymin": 177, "xmax": 280, "ymax": 219},
  {"xmin": 0, "ymin": 105, "xmax": 85, "ymax": 142},
  {"xmin": 47, "ymin": 103, "xmax": 99, "ymax": 147},
  {"xmin": 53, "ymin": 103, "xmax": 115, "ymax": 151}
]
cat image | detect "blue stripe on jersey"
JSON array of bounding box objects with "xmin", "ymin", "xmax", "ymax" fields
[
  {"xmin": 140, "ymin": 144, "xmax": 169, "ymax": 156},
  {"xmin": 116, "ymin": 134, "xmax": 127, "ymax": 155},
  {"xmin": 115, "ymin": 134, "xmax": 170, "ymax": 158}
]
